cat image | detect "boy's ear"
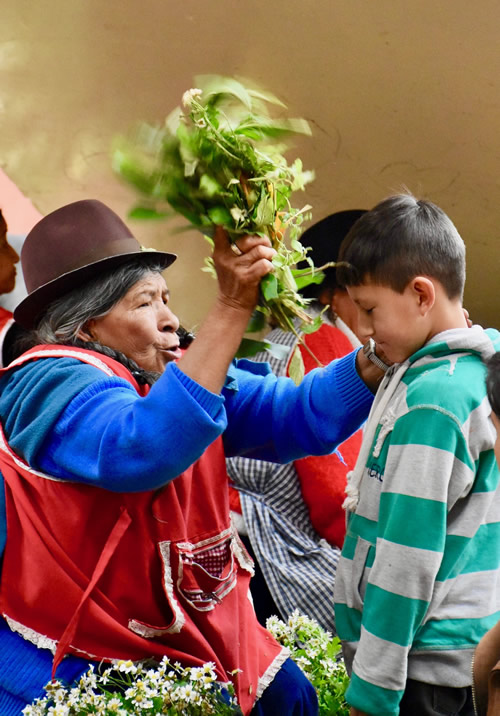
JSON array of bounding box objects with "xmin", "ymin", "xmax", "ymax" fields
[{"xmin": 410, "ymin": 276, "xmax": 435, "ymax": 315}]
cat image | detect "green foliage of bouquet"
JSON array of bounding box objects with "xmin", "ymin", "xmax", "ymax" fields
[
  {"xmin": 113, "ymin": 76, "xmax": 325, "ymax": 382},
  {"xmin": 23, "ymin": 657, "xmax": 242, "ymax": 716},
  {"xmin": 266, "ymin": 611, "xmax": 350, "ymax": 716}
]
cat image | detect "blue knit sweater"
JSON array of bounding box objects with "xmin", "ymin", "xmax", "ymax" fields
[{"xmin": 0, "ymin": 350, "xmax": 373, "ymax": 711}]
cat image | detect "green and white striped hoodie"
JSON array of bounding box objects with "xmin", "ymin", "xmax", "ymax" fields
[{"xmin": 334, "ymin": 325, "xmax": 500, "ymax": 715}]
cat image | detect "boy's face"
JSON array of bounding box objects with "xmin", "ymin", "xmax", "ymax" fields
[
  {"xmin": 347, "ymin": 281, "xmax": 428, "ymax": 364},
  {"xmin": 491, "ymin": 412, "xmax": 500, "ymax": 467}
]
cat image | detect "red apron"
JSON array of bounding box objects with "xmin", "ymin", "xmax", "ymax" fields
[{"xmin": 0, "ymin": 345, "xmax": 285, "ymax": 714}]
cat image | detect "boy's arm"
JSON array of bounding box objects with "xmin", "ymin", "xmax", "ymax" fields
[{"xmin": 345, "ymin": 407, "xmax": 471, "ymax": 715}]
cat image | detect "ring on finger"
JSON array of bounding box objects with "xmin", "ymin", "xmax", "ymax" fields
[{"xmin": 230, "ymin": 242, "xmax": 243, "ymax": 256}]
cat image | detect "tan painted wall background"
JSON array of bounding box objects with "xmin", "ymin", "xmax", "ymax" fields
[{"xmin": 1, "ymin": 1, "xmax": 499, "ymax": 330}]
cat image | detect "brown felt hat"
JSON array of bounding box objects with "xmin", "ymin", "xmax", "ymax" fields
[{"xmin": 14, "ymin": 199, "xmax": 177, "ymax": 329}]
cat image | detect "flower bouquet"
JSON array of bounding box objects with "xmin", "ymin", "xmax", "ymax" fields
[
  {"xmin": 24, "ymin": 612, "xmax": 349, "ymax": 715},
  {"xmin": 266, "ymin": 611, "xmax": 350, "ymax": 716},
  {"xmin": 23, "ymin": 657, "xmax": 241, "ymax": 715},
  {"xmin": 112, "ymin": 75, "xmax": 325, "ymax": 383}
]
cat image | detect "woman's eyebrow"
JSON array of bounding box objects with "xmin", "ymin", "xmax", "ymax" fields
[{"xmin": 133, "ymin": 287, "xmax": 171, "ymax": 300}]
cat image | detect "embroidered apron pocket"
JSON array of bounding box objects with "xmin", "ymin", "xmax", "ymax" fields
[
  {"xmin": 176, "ymin": 531, "xmax": 238, "ymax": 611},
  {"xmin": 349, "ymin": 537, "xmax": 373, "ymax": 611}
]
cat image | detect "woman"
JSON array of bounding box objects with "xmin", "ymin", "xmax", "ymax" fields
[{"xmin": 0, "ymin": 199, "xmax": 381, "ymax": 714}]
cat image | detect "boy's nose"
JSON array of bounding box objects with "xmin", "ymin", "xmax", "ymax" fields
[
  {"xmin": 357, "ymin": 329, "xmax": 373, "ymax": 345},
  {"xmin": 358, "ymin": 316, "xmax": 374, "ymax": 340}
]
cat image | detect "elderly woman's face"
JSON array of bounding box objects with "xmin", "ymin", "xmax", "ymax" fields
[{"xmin": 85, "ymin": 272, "xmax": 181, "ymax": 373}]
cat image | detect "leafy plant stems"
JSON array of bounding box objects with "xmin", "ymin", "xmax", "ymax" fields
[{"xmin": 113, "ymin": 75, "xmax": 321, "ymax": 382}]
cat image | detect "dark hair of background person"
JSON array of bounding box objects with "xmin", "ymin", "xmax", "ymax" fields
[{"xmin": 296, "ymin": 209, "xmax": 366, "ymax": 301}]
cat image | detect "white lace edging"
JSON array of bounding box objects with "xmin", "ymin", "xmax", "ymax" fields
[
  {"xmin": 232, "ymin": 527, "xmax": 255, "ymax": 576},
  {"xmin": 255, "ymin": 645, "xmax": 290, "ymax": 700},
  {"xmin": 3, "ymin": 613, "xmax": 103, "ymax": 660},
  {"xmin": 4, "ymin": 614, "xmax": 58, "ymax": 654},
  {"xmin": 158, "ymin": 541, "xmax": 185, "ymax": 633}
]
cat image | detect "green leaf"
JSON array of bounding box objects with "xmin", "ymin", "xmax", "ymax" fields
[
  {"xmin": 199, "ymin": 173, "xmax": 225, "ymax": 198},
  {"xmin": 236, "ymin": 338, "xmax": 291, "ymax": 361},
  {"xmin": 194, "ymin": 74, "xmax": 253, "ymax": 109},
  {"xmin": 246, "ymin": 85, "xmax": 286, "ymax": 108},
  {"xmin": 265, "ymin": 341, "xmax": 293, "ymax": 361},
  {"xmin": 246, "ymin": 309, "xmax": 267, "ymax": 333},
  {"xmin": 293, "ymin": 269, "xmax": 325, "ymax": 291},
  {"xmin": 235, "ymin": 117, "xmax": 312, "ymax": 139},
  {"xmin": 112, "ymin": 149, "xmax": 158, "ymax": 196},
  {"xmin": 288, "ymin": 345, "xmax": 305, "ymax": 385},
  {"xmin": 207, "ymin": 206, "xmax": 233, "ymax": 226},
  {"xmin": 128, "ymin": 206, "xmax": 170, "ymax": 220},
  {"xmin": 280, "ymin": 265, "xmax": 298, "ymax": 293},
  {"xmin": 260, "ymin": 273, "xmax": 279, "ymax": 301},
  {"xmin": 254, "ymin": 194, "xmax": 275, "ymax": 227}
]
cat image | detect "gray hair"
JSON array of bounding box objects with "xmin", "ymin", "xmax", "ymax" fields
[{"xmin": 35, "ymin": 258, "xmax": 167, "ymax": 344}]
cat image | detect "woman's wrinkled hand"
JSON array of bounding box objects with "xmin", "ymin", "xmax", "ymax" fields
[{"xmin": 212, "ymin": 225, "xmax": 276, "ymax": 314}]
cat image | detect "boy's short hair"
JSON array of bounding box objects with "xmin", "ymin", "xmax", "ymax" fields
[
  {"xmin": 337, "ymin": 194, "xmax": 466, "ymax": 299},
  {"xmin": 486, "ymin": 353, "xmax": 500, "ymax": 417}
]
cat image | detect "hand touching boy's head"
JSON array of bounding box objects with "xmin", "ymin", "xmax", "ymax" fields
[{"xmin": 336, "ymin": 194, "xmax": 467, "ymax": 363}]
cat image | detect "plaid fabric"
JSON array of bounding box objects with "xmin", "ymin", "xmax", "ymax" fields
[
  {"xmin": 227, "ymin": 311, "xmax": 346, "ymax": 634},
  {"xmin": 227, "ymin": 455, "xmax": 340, "ymax": 633},
  {"xmin": 185, "ymin": 541, "xmax": 231, "ymax": 578}
]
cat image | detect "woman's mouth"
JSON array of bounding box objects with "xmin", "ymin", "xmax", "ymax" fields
[{"xmin": 157, "ymin": 345, "xmax": 182, "ymax": 361}]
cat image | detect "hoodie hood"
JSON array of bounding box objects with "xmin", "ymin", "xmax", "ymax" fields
[{"xmin": 409, "ymin": 325, "xmax": 500, "ymax": 366}]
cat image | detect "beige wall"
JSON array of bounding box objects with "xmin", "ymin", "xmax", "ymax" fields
[{"xmin": 0, "ymin": 0, "xmax": 499, "ymax": 330}]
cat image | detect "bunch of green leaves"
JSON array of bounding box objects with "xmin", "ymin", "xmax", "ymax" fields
[
  {"xmin": 23, "ymin": 657, "xmax": 242, "ymax": 715},
  {"xmin": 113, "ymin": 76, "xmax": 325, "ymax": 381},
  {"xmin": 266, "ymin": 611, "xmax": 350, "ymax": 715}
]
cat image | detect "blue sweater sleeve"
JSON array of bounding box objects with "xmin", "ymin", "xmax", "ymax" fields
[
  {"xmin": 0, "ymin": 349, "xmax": 372, "ymax": 492},
  {"xmin": 40, "ymin": 362, "xmax": 228, "ymax": 491},
  {"xmin": 223, "ymin": 349, "xmax": 373, "ymax": 462},
  {"xmin": 0, "ymin": 358, "xmax": 227, "ymax": 493}
]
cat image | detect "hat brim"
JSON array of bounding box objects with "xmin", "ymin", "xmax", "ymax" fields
[{"xmin": 14, "ymin": 249, "xmax": 177, "ymax": 329}]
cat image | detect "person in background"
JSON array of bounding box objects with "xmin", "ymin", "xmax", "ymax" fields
[
  {"xmin": 472, "ymin": 351, "xmax": 500, "ymax": 716},
  {"xmin": 333, "ymin": 194, "xmax": 500, "ymax": 716},
  {"xmin": 226, "ymin": 210, "xmax": 368, "ymax": 631},
  {"xmin": 0, "ymin": 209, "xmax": 27, "ymax": 366},
  {"xmin": 0, "ymin": 199, "xmax": 384, "ymax": 715}
]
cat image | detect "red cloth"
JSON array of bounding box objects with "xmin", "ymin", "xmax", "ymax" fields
[
  {"xmin": 291, "ymin": 324, "xmax": 362, "ymax": 548},
  {"xmin": 0, "ymin": 346, "xmax": 283, "ymax": 715}
]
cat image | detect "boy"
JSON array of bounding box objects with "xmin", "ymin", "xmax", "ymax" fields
[{"xmin": 333, "ymin": 194, "xmax": 500, "ymax": 715}]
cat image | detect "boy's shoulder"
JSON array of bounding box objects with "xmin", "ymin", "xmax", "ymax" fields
[{"xmin": 400, "ymin": 326, "xmax": 500, "ymax": 421}]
